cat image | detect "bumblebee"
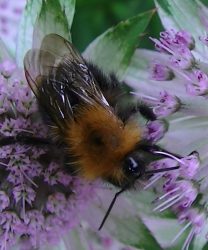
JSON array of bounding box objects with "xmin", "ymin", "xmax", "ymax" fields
[
  {"xmin": 24, "ymin": 34, "xmax": 156, "ymax": 184},
  {"xmin": 23, "ymin": 34, "xmax": 179, "ymax": 229}
]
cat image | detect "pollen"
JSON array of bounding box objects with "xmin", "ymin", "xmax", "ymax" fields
[{"xmin": 65, "ymin": 103, "xmax": 141, "ymax": 182}]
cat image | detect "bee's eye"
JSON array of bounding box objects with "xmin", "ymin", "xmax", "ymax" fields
[{"xmin": 123, "ymin": 157, "xmax": 140, "ymax": 175}]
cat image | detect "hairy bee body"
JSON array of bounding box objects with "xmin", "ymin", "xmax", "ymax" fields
[
  {"xmin": 66, "ymin": 103, "xmax": 141, "ymax": 183},
  {"xmin": 24, "ymin": 34, "xmax": 156, "ymax": 188},
  {"xmin": 23, "ymin": 34, "xmax": 182, "ymax": 229}
]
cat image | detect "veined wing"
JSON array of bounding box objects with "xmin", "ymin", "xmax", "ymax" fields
[{"xmin": 24, "ymin": 34, "xmax": 109, "ymax": 130}]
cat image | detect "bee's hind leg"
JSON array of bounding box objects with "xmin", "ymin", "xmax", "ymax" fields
[
  {"xmin": 117, "ymin": 102, "xmax": 156, "ymax": 122},
  {"xmin": 138, "ymin": 103, "xmax": 156, "ymax": 121}
]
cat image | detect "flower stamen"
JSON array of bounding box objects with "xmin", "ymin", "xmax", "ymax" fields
[
  {"xmin": 171, "ymin": 221, "xmax": 192, "ymax": 244},
  {"xmin": 143, "ymin": 173, "xmax": 163, "ymax": 190},
  {"xmin": 152, "ymin": 150, "xmax": 183, "ymax": 164}
]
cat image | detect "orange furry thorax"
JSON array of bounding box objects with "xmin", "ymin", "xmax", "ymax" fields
[{"xmin": 65, "ymin": 103, "xmax": 141, "ymax": 183}]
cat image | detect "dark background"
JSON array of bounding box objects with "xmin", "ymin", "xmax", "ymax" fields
[
  {"xmin": 71, "ymin": 0, "xmax": 160, "ymax": 51},
  {"xmin": 71, "ymin": 0, "xmax": 208, "ymax": 51}
]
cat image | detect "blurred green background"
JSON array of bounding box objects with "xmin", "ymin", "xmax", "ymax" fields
[
  {"xmin": 71, "ymin": 0, "xmax": 208, "ymax": 51},
  {"xmin": 71, "ymin": 0, "xmax": 162, "ymax": 51}
]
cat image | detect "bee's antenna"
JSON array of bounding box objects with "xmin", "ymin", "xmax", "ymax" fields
[
  {"xmin": 98, "ymin": 185, "xmax": 128, "ymax": 231},
  {"xmin": 98, "ymin": 164, "xmax": 180, "ymax": 230},
  {"xmin": 144, "ymin": 166, "xmax": 179, "ymax": 175}
]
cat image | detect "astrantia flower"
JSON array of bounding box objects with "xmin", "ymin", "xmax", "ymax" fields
[
  {"xmin": 0, "ymin": 59, "xmax": 97, "ymax": 250},
  {"xmin": 150, "ymin": 61, "xmax": 174, "ymax": 81},
  {"xmin": 3, "ymin": 0, "xmax": 208, "ymax": 249},
  {"xmin": 124, "ymin": 1, "xmax": 208, "ymax": 248}
]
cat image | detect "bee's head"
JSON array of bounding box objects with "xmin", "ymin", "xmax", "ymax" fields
[
  {"xmin": 106, "ymin": 143, "xmax": 181, "ymax": 188},
  {"xmin": 122, "ymin": 153, "xmax": 146, "ymax": 179},
  {"xmin": 119, "ymin": 149, "xmax": 158, "ymax": 187},
  {"xmin": 120, "ymin": 144, "xmax": 181, "ymax": 187},
  {"xmin": 106, "ymin": 149, "xmax": 157, "ymax": 188},
  {"xmin": 99, "ymin": 145, "xmax": 181, "ymax": 230}
]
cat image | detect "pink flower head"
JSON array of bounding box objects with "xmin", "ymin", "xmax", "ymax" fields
[
  {"xmin": 150, "ymin": 61, "xmax": 174, "ymax": 81},
  {"xmin": 0, "ymin": 60, "xmax": 16, "ymax": 78},
  {"xmin": 170, "ymin": 47, "xmax": 194, "ymax": 70},
  {"xmin": 186, "ymin": 70, "xmax": 208, "ymax": 96},
  {"xmin": 174, "ymin": 30, "xmax": 195, "ymax": 49},
  {"xmin": 151, "ymin": 29, "xmax": 194, "ymax": 53},
  {"xmin": 0, "ymin": 59, "xmax": 97, "ymax": 249},
  {"xmin": 199, "ymin": 35, "xmax": 208, "ymax": 46},
  {"xmin": 179, "ymin": 151, "xmax": 200, "ymax": 179},
  {"xmin": 153, "ymin": 91, "xmax": 181, "ymax": 117},
  {"xmin": 145, "ymin": 119, "xmax": 168, "ymax": 142},
  {"xmin": 153, "ymin": 180, "xmax": 197, "ymax": 213}
]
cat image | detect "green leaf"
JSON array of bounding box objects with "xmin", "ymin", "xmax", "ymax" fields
[
  {"xmin": 33, "ymin": 0, "xmax": 73, "ymax": 48},
  {"xmin": 59, "ymin": 0, "xmax": 76, "ymax": 31},
  {"xmin": 16, "ymin": 0, "xmax": 42, "ymax": 67},
  {"xmin": 109, "ymin": 215, "xmax": 162, "ymax": 250},
  {"xmin": 83, "ymin": 10, "xmax": 155, "ymax": 79},
  {"xmin": 141, "ymin": 215, "xmax": 191, "ymax": 250},
  {"xmin": 16, "ymin": 0, "xmax": 75, "ymax": 67},
  {"xmin": 154, "ymin": 0, "xmax": 208, "ymax": 61}
]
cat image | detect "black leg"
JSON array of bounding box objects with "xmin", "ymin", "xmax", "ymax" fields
[
  {"xmin": 138, "ymin": 103, "xmax": 156, "ymax": 121},
  {"xmin": 117, "ymin": 102, "xmax": 156, "ymax": 122},
  {"xmin": 0, "ymin": 135, "xmax": 52, "ymax": 146}
]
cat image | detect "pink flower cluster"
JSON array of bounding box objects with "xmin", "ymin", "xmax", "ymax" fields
[
  {"xmin": 142, "ymin": 29, "xmax": 206, "ymax": 249},
  {"xmin": 0, "ymin": 60, "xmax": 97, "ymax": 250}
]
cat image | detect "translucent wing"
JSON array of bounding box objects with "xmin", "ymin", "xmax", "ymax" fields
[{"xmin": 24, "ymin": 34, "xmax": 109, "ymax": 130}]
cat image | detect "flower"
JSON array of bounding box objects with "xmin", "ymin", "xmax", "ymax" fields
[
  {"xmin": 2, "ymin": 0, "xmax": 208, "ymax": 249},
  {"xmin": 126, "ymin": 12, "xmax": 208, "ymax": 248},
  {"xmin": 0, "ymin": 59, "xmax": 98, "ymax": 250},
  {"xmin": 150, "ymin": 61, "xmax": 174, "ymax": 81},
  {"xmin": 145, "ymin": 119, "xmax": 168, "ymax": 142}
]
